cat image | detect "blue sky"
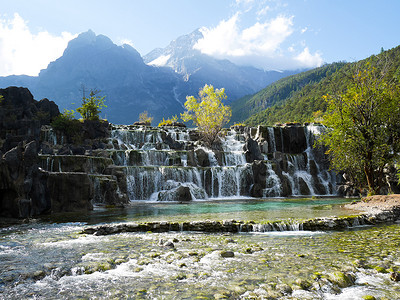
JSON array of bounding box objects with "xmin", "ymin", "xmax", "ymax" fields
[{"xmin": 1, "ymin": 0, "xmax": 399, "ymax": 76}]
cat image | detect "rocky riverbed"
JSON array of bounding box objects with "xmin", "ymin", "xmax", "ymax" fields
[{"xmin": 2, "ymin": 214, "xmax": 400, "ymax": 299}]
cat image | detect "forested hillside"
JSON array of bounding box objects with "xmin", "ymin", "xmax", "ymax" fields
[{"xmin": 232, "ymin": 45, "xmax": 400, "ymax": 126}]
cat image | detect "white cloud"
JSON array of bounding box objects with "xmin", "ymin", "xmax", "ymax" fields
[
  {"xmin": 118, "ymin": 38, "xmax": 135, "ymax": 48},
  {"xmin": 301, "ymin": 27, "xmax": 308, "ymax": 34},
  {"xmin": 193, "ymin": 10, "xmax": 323, "ymax": 71},
  {"xmin": 0, "ymin": 13, "xmax": 76, "ymax": 76},
  {"xmin": 257, "ymin": 5, "xmax": 270, "ymax": 17},
  {"xmin": 195, "ymin": 14, "xmax": 293, "ymax": 57},
  {"xmin": 295, "ymin": 47, "xmax": 323, "ymax": 68}
]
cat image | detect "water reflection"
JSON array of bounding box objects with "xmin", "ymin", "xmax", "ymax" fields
[{"xmin": 42, "ymin": 197, "xmax": 356, "ymax": 225}]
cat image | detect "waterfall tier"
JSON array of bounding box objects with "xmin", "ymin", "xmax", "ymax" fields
[
  {"xmin": 39, "ymin": 124, "xmax": 337, "ymax": 203},
  {"xmin": 106, "ymin": 124, "xmax": 336, "ymax": 201}
]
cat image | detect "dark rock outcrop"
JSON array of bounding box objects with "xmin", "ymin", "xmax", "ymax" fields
[
  {"xmin": 157, "ymin": 184, "xmax": 193, "ymax": 202},
  {"xmin": 47, "ymin": 172, "xmax": 93, "ymax": 213},
  {"xmin": 244, "ymin": 138, "xmax": 263, "ymax": 163},
  {"xmin": 0, "ymin": 141, "xmax": 50, "ymax": 218},
  {"xmin": 0, "ymin": 87, "xmax": 59, "ymax": 153},
  {"xmin": 195, "ymin": 148, "xmax": 210, "ymax": 167},
  {"xmin": 250, "ymin": 160, "xmax": 267, "ymax": 197},
  {"xmin": 0, "ymin": 87, "xmax": 124, "ymax": 218}
]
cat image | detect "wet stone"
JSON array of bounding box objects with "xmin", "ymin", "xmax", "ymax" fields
[{"xmin": 220, "ymin": 250, "xmax": 235, "ymax": 258}]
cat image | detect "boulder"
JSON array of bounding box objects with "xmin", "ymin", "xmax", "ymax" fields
[
  {"xmin": 3, "ymin": 144, "xmax": 23, "ymax": 180},
  {"xmin": 0, "ymin": 87, "xmax": 58, "ymax": 153},
  {"xmin": 250, "ymin": 183, "xmax": 263, "ymax": 198},
  {"xmin": 91, "ymin": 176, "xmax": 126, "ymax": 206},
  {"xmin": 23, "ymin": 141, "xmax": 38, "ymax": 165},
  {"xmin": 83, "ymin": 120, "xmax": 109, "ymax": 139},
  {"xmin": 175, "ymin": 185, "xmax": 192, "ymax": 202},
  {"xmin": 133, "ymin": 121, "xmax": 150, "ymax": 126},
  {"xmin": 281, "ymin": 126, "xmax": 307, "ymax": 154},
  {"xmin": 164, "ymin": 134, "xmax": 184, "ymax": 150},
  {"xmin": 157, "ymin": 185, "xmax": 193, "ymax": 202}
]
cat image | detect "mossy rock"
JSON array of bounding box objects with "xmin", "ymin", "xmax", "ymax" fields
[
  {"xmin": 294, "ymin": 278, "xmax": 312, "ymax": 290},
  {"xmin": 328, "ymin": 271, "xmax": 355, "ymax": 288},
  {"xmin": 373, "ymin": 266, "xmax": 388, "ymax": 273},
  {"xmin": 213, "ymin": 291, "xmax": 230, "ymax": 299},
  {"xmin": 362, "ymin": 296, "xmax": 376, "ymax": 300},
  {"xmin": 275, "ymin": 283, "xmax": 292, "ymax": 295}
]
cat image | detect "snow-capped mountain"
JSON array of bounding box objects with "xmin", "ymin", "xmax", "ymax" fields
[{"xmin": 144, "ymin": 29, "xmax": 298, "ymax": 102}]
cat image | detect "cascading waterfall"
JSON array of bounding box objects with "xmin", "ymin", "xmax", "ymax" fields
[
  {"xmin": 106, "ymin": 124, "xmax": 336, "ymax": 201},
  {"xmin": 263, "ymin": 161, "xmax": 282, "ymax": 197},
  {"xmin": 304, "ymin": 124, "xmax": 336, "ymax": 195},
  {"xmin": 260, "ymin": 124, "xmax": 336, "ymax": 197}
]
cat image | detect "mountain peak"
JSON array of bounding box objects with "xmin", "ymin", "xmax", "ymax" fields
[
  {"xmin": 63, "ymin": 30, "xmax": 114, "ymax": 55},
  {"xmin": 144, "ymin": 29, "xmax": 204, "ymax": 67},
  {"xmin": 39, "ymin": 30, "xmax": 145, "ymax": 79}
]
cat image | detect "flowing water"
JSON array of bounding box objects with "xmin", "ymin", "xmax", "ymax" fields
[
  {"xmin": 1, "ymin": 198, "xmax": 400, "ymax": 300},
  {"xmin": 5, "ymin": 126, "xmax": 398, "ymax": 299}
]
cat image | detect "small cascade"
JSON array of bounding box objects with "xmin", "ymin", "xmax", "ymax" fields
[
  {"xmin": 267, "ymin": 127, "xmax": 276, "ymax": 152},
  {"xmin": 221, "ymin": 129, "xmax": 247, "ymax": 166},
  {"xmin": 252, "ymin": 124, "xmax": 337, "ymax": 198},
  {"xmin": 250, "ymin": 221, "xmax": 303, "ymax": 232},
  {"xmin": 41, "ymin": 125, "xmax": 64, "ymax": 146},
  {"xmin": 304, "ymin": 125, "xmax": 336, "ymax": 195},
  {"xmin": 111, "ymin": 126, "xmax": 165, "ymax": 150},
  {"xmin": 263, "ymin": 161, "xmax": 282, "ymax": 197}
]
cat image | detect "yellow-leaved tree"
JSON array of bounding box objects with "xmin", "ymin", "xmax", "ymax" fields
[{"xmin": 181, "ymin": 84, "xmax": 232, "ymax": 148}]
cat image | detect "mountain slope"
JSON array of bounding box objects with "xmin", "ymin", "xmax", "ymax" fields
[
  {"xmin": 230, "ymin": 62, "xmax": 347, "ymax": 124},
  {"xmin": 233, "ymin": 45, "xmax": 400, "ymax": 126}
]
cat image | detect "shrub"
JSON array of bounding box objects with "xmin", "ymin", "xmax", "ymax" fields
[
  {"xmin": 138, "ymin": 111, "xmax": 153, "ymax": 125},
  {"xmin": 51, "ymin": 109, "xmax": 83, "ymax": 143},
  {"xmin": 158, "ymin": 115, "xmax": 178, "ymax": 127}
]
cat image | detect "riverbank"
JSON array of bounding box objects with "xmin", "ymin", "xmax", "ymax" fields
[{"xmin": 345, "ymin": 194, "xmax": 400, "ymax": 213}]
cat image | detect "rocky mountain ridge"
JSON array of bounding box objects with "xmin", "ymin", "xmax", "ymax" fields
[{"xmin": 0, "ymin": 30, "xmax": 298, "ymax": 125}]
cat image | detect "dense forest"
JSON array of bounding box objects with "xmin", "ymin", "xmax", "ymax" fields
[{"xmin": 231, "ymin": 45, "xmax": 400, "ymax": 126}]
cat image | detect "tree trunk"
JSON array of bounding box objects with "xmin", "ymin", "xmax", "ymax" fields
[{"xmin": 364, "ymin": 165, "xmax": 375, "ymax": 195}]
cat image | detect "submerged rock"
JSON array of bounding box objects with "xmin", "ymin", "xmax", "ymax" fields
[
  {"xmin": 220, "ymin": 250, "xmax": 234, "ymax": 258},
  {"xmin": 391, "ymin": 272, "xmax": 400, "ymax": 282}
]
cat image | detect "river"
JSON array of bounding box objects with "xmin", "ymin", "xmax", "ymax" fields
[{"xmin": 1, "ymin": 197, "xmax": 400, "ymax": 299}]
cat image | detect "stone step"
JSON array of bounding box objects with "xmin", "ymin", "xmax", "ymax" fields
[{"xmin": 39, "ymin": 155, "xmax": 113, "ymax": 173}]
